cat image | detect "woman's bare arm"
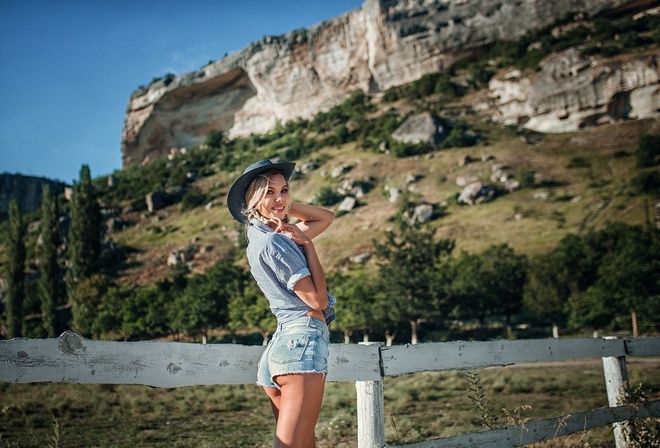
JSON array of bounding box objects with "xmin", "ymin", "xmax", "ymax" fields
[{"xmin": 288, "ymin": 202, "xmax": 334, "ymax": 240}]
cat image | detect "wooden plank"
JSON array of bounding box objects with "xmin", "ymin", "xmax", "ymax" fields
[
  {"xmin": 328, "ymin": 342, "xmax": 382, "ymax": 382},
  {"xmin": 0, "ymin": 332, "xmax": 381, "ymax": 387},
  {"xmin": 387, "ymin": 400, "xmax": 660, "ymax": 448},
  {"xmin": 0, "ymin": 332, "xmax": 263, "ymax": 387},
  {"xmin": 625, "ymin": 337, "xmax": 660, "ymax": 357},
  {"xmin": 381, "ymin": 338, "xmax": 625, "ymax": 377}
]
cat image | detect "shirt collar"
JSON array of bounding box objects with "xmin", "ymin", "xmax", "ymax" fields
[{"xmin": 249, "ymin": 218, "xmax": 274, "ymax": 234}]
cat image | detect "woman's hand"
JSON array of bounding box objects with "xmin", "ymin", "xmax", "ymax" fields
[{"xmin": 272, "ymin": 218, "xmax": 311, "ymax": 246}]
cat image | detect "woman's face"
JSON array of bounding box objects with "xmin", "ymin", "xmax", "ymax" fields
[{"xmin": 258, "ymin": 173, "xmax": 290, "ymax": 221}]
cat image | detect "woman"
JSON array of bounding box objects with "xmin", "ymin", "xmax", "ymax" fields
[{"xmin": 227, "ymin": 159, "xmax": 336, "ymax": 448}]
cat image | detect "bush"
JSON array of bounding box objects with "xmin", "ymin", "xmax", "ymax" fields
[
  {"xmin": 443, "ymin": 123, "xmax": 478, "ymax": 149},
  {"xmin": 390, "ymin": 140, "xmax": 428, "ymax": 158},
  {"xmin": 314, "ymin": 187, "xmax": 343, "ymax": 206},
  {"xmin": 631, "ymin": 171, "xmax": 660, "ymax": 194},
  {"xmin": 514, "ymin": 168, "xmax": 536, "ymax": 189},
  {"xmin": 636, "ymin": 134, "xmax": 660, "ymax": 168},
  {"xmin": 180, "ymin": 189, "xmax": 208, "ymax": 211}
]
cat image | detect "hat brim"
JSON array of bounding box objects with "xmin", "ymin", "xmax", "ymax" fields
[{"xmin": 226, "ymin": 161, "xmax": 296, "ymax": 224}]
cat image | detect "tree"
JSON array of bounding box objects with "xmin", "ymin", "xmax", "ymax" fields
[
  {"xmin": 524, "ymin": 252, "xmax": 571, "ymax": 337},
  {"xmin": 4, "ymin": 200, "xmax": 26, "ymax": 338},
  {"xmin": 479, "ymin": 244, "xmax": 527, "ymax": 325},
  {"xmin": 227, "ymin": 282, "xmax": 276, "ymax": 345},
  {"xmin": 37, "ymin": 185, "xmax": 61, "ymax": 337},
  {"xmin": 567, "ymin": 224, "xmax": 660, "ymax": 332},
  {"xmin": 329, "ymin": 270, "xmax": 382, "ymax": 344},
  {"xmin": 91, "ymin": 284, "xmax": 129, "ymax": 339},
  {"xmin": 169, "ymin": 260, "xmax": 246, "ymax": 342},
  {"xmin": 70, "ymin": 273, "xmax": 115, "ymax": 337},
  {"xmin": 373, "ymin": 223, "xmax": 454, "ymax": 344},
  {"xmin": 121, "ymin": 283, "xmax": 170, "ymax": 340},
  {"xmin": 66, "ymin": 165, "xmax": 102, "ymax": 302}
]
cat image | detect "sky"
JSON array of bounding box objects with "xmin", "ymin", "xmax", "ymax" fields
[{"xmin": 0, "ymin": 0, "xmax": 364, "ymax": 184}]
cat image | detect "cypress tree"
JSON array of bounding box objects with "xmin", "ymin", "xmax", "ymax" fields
[
  {"xmin": 66, "ymin": 165, "xmax": 102, "ymax": 304},
  {"xmin": 5, "ymin": 200, "xmax": 26, "ymax": 338},
  {"xmin": 38, "ymin": 185, "xmax": 60, "ymax": 337}
]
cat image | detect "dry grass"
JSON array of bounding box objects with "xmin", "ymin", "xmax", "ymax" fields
[
  {"xmin": 104, "ymin": 116, "xmax": 660, "ymax": 284},
  {"xmin": 1, "ymin": 358, "xmax": 658, "ymax": 447}
]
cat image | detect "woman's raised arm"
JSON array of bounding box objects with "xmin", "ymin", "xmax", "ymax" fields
[{"xmin": 288, "ymin": 202, "xmax": 335, "ymax": 240}]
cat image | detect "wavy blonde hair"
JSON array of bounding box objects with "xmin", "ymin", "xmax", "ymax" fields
[{"xmin": 242, "ymin": 170, "xmax": 289, "ymax": 225}]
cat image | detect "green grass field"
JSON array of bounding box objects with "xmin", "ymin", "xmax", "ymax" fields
[{"xmin": 1, "ymin": 358, "xmax": 658, "ymax": 447}]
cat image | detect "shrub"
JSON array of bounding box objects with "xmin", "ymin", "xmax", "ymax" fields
[
  {"xmin": 180, "ymin": 189, "xmax": 208, "ymax": 211},
  {"xmin": 636, "ymin": 134, "xmax": 660, "ymax": 168},
  {"xmin": 631, "ymin": 171, "xmax": 660, "ymax": 194},
  {"xmin": 314, "ymin": 187, "xmax": 343, "ymax": 206},
  {"xmin": 514, "ymin": 168, "xmax": 536, "ymax": 189},
  {"xmin": 443, "ymin": 122, "xmax": 478, "ymax": 149}
]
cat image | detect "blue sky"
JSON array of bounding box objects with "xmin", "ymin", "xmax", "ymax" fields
[{"xmin": 0, "ymin": 0, "xmax": 363, "ymax": 184}]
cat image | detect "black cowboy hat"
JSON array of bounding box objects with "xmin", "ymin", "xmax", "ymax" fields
[{"xmin": 226, "ymin": 159, "xmax": 296, "ymax": 224}]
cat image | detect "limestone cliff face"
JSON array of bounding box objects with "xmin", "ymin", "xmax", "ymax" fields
[
  {"xmin": 121, "ymin": 0, "xmax": 646, "ymax": 168},
  {"xmin": 487, "ymin": 48, "xmax": 660, "ymax": 132}
]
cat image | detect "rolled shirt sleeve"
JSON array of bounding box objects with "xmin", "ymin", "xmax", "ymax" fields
[{"xmin": 263, "ymin": 235, "xmax": 311, "ymax": 291}]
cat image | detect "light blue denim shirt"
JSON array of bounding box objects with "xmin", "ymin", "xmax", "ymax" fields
[{"xmin": 246, "ymin": 219, "xmax": 336, "ymax": 325}]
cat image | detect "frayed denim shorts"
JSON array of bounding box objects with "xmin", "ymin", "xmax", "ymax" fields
[{"xmin": 257, "ymin": 316, "xmax": 330, "ymax": 390}]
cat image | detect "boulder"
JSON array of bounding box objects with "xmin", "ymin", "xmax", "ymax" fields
[
  {"xmin": 458, "ymin": 182, "xmax": 497, "ymax": 205},
  {"xmin": 337, "ymin": 196, "xmax": 357, "ymax": 213},
  {"xmin": 386, "ymin": 186, "xmax": 402, "ymax": 203},
  {"xmin": 146, "ymin": 190, "xmax": 169, "ymax": 212},
  {"xmin": 392, "ymin": 112, "xmax": 445, "ymax": 147},
  {"xmin": 411, "ymin": 204, "xmax": 434, "ymax": 224}
]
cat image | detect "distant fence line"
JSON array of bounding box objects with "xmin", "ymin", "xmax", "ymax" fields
[{"xmin": 1, "ymin": 333, "xmax": 659, "ymax": 448}]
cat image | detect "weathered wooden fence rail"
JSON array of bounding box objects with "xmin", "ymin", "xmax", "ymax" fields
[{"xmin": 1, "ymin": 333, "xmax": 659, "ymax": 447}]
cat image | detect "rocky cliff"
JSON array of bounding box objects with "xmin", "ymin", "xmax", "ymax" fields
[
  {"xmin": 121, "ymin": 0, "xmax": 655, "ymax": 168},
  {"xmin": 0, "ymin": 173, "xmax": 66, "ymax": 221},
  {"xmin": 486, "ymin": 48, "xmax": 659, "ymax": 131}
]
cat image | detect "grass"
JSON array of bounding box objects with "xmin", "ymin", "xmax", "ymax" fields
[
  {"xmin": 93, "ymin": 114, "xmax": 659, "ymax": 285},
  {"xmin": 1, "ymin": 358, "xmax": 658, "ymax": 447}
]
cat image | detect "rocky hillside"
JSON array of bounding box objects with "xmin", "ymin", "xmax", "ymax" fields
[
  {"xmin": 1, "ymin": 1, "xmax": 657, "ymax": 290},
  {"xmin": 121, "ymin": 0, "xmax": 658, "ymax": 168},
  {"xmin": 107, "ymin": 116, "xmax": 660, "ymax": 287},
  {"xmin": 0, "ymin": 173, "xmax": 66, "ymax": 221}
]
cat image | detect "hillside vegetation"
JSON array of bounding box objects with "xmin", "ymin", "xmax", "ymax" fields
[
  {"xmin": 1, "ymin": 8, "xmax": 659, "ymax": 342},
  {"xmin": 100, "ymin": 111, "xmax": 659, "ymax": 286},
  {"xmin": 91, "ymin": 8, "xmax": 660, "ymax": 285}
]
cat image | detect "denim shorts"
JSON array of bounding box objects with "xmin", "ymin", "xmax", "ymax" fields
[{"xmin": 257, "ymin": 316, "xmax": 330, "ymax": 390}]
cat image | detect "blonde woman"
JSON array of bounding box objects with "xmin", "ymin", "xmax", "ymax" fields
[{"xmin": 227, "ymin": 159, "xmax": 336, "ymax": 448}]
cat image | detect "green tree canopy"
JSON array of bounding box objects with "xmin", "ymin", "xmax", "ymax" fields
[
  {"xmin": 37, "ymin": 185, "xmax": 61, "ymax": 337},
  {"xmin": 227, "ymin": 282, "xmax": 275, "ymax": 345},
  {"xmin": 446, "ymin": 244, "xmax": 527, "ymax": 328},
  {"xmin": 4, "ymin": 200, "xmax": 26, "ymax": 338},
  {"xmin": 169, "ymin": 260, "xmax": 246, "ymax": 341},
  {"xmin": 373, "ymin": 223, "xmax": 455, "ymax": 344},
  {"xmin": 567, "ymin": 223, "xmax": 660, "ymax": 331},
  {"xmin": 329, "ymin": 270, "xmax": 383, "ymax": 344},
  {"xmin": 67, "ymin": 165, "xmax": 102, "ymax": 300}
]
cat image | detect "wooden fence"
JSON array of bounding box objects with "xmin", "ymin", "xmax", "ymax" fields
[{"xmin": 1, "ymin": 332, "xmax": 659, "ymax": 448}]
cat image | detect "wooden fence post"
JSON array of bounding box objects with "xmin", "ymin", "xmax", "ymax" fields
[
  {"xmin": 356, "ymin": 342, "xmax": 385, "ymax": 448},
  {"xmin": 602, "ymin": 337, "xmax": 631, "ymax": 448}
]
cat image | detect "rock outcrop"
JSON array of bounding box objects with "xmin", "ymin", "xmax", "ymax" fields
[
  {"xmin": 487, "ymin": 48, "xmax": 660, "ymax": 132},
  {"xmin": 121, "ymin": 0, "xmax": 649, "ymax": 168},
  {"xmin": 0, "ymin": 173, "xmax": 66, "ymax": 221}
]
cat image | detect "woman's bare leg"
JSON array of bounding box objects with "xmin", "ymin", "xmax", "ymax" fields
[
  {"xmin": 263, "ymin": 386, "xmax": 282, "ymax": 422},
  {"xmin": 273, "ymin": 373, "xmax": 325, "ymax": 448}
]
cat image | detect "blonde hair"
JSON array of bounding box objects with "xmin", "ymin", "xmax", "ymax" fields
[{"xmin": 242, "ymin": 170, "xmax": 289, "ymax": 225}]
